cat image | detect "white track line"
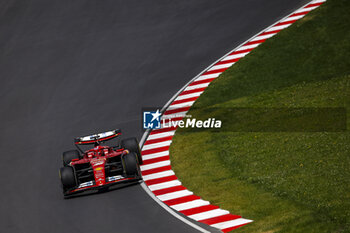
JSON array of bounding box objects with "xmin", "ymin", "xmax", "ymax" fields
[
  {"xmin": 280, "ymin": 15, "xmax": 304, "ymax": 22},
  {"xmin": 142, "ymin": 151, "xmax": 169, "ymax": 161},
  {"xmin": 251, "ymin": 33, "xmax": 276, "ymax": 41},
  {"xmin": 147, "ymin": 131, "xmax": 175, "ymax": 140},
  {"xmin": 195, "ymin": 73, "xmax": 221, "ymax": 81},
  {"xmin": 148, "ymin": 180, "xmax": 182, "ymax": 191},
  {"xmin": 211, "ymin": 218, "xmax": 253, "ymax": 230},
  {"xmin": 142, "ymin": 170, "xmax": 174, "ymax": 181},
  {"xmin": 142, "ymin": 140, "xmax": 172, "ymax": 150},
  {"xmin": 295, "ymin": 6, "xmax": 318, "ymax": 14},
  {"xmin": 175, "ymin": 92, "xmax": 202, "ymax": 101},
  {"xmin": 222, "ymin": 52, "xmax": 249, "ymax": 61},
  {"xmin": 157, "ymin": 190, "xmax": 193, "ymax": 202},
  {"xmin": 171, "ymin": 200, "xmax": 210, "ymax": 211},
  {"xmin": 266, "ymin": 24, "xmax": 291, "ymax": 32},
  {"xmin": 169, "ymin": 101, "xmax": 196, "ymax": 109},
  {"xmin": 236, "ymin": 43, "xmax": 260, "ymax": 51},
  {"xmin": 207, "ymin": 63, "xmax": 235, "ymax": 71},
  {"xmin": 140, "ymin": 160, "xmax": 171, "ymax": 171},
  {"xmin": 183, "ymin": 83, "xmax": 210, "ymax": 91},
  {"xmin": 189, "ymin": 209, "xmax": 230, "ymax": 221}
]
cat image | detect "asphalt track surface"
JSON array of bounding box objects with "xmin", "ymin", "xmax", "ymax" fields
[{"xmin": 0, "ymin": 0, "xmax": 310, "ymax": 232}]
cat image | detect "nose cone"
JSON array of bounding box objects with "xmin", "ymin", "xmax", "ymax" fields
[{"xmin": 91, "ymin": 158, "xmax": 106, "ymax": 186}]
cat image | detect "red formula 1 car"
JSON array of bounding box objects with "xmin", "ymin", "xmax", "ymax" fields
[{"xmin": 59, "ymin": 129, "xmax": 143, "ymax": 197}]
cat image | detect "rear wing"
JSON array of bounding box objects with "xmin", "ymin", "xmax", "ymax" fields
[{"xmin": 74, "ymin": 129, "xmax": 121, "ymax": 144}]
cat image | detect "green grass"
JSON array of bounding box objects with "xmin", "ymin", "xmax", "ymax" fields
[{"xmin": 169, "ymin": 0, "xmax": 350, "ymax": 232}]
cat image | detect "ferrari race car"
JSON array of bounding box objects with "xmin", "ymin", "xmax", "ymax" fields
[{"xmin": 59, "ymin": 129, "xmax": 143, "ymax": 197}]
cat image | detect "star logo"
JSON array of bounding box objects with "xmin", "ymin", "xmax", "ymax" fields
[
  {"xmin": 143, "ymin": 109, "xmax": 162, "ymax": 129},
  {"xmin": 150, "ymin": 109, "xmax": 162, "ymax": 122}
]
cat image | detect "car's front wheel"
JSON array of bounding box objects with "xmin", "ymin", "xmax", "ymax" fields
[
  {"xmin": 122, "ymin": 152, "xmax": 140, "ymax": 176},
  {"xmin": 121, "ymin": 137, "xmax": 143, "ymax": 165},
  {"xmin": 62, "ymin": 150, "xmax": 80, "ymax": 166},
  {"xmin": 59, "ymin": 167, "xmax": 77, "ymax": 190}
]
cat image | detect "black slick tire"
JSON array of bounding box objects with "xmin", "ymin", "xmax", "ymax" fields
[
  {"xmin": 59, "ymin": 166, "xmax": 77, "ymax": 190},
  {"xmin": 121, "ymin": 137, "xmax": 143, "ymax": 165},
  {"xmin": 122, "ymin": 152, "xmax": 139, "ymax": 176},
  {"xmin": 62, "ymin": 150, "xmax": 80, "ymax": 166}
]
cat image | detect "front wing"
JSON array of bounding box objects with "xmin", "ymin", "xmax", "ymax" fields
[{"xmin": 64, "ymin": 175, "xmax": 141, "ymax": 197}]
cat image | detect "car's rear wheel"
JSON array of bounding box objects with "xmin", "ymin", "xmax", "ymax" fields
[
  {"xmin": 62, "ymin": 150, "xmax": 80, "ymax": 166},
  {"xmin": 122, "ymin": 152, "xmax": 139, "ymax": 176},
  {"xmin": 121, "ymin": 137, "xmax": 143, "ymax": 165},
  {"xmin": 59, "ymin": 167, "xmax": 77, "ymax": 190}
]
